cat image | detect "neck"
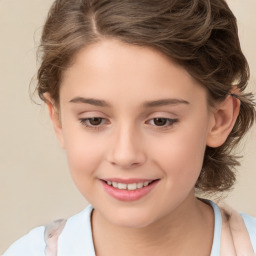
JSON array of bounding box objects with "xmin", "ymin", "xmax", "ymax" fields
[{"xmin": 92, "ymin": 196, "xmax": 214, "ymax": 256}]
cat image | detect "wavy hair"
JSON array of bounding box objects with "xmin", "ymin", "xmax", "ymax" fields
[{"xmin": 37, "ymin": 0, "xmax": 256, "ymax": 193}]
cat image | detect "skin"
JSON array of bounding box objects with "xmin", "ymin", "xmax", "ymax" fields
[{"xmin": 46, "ymin": 39, "xmax": 240, "ymax": 255}]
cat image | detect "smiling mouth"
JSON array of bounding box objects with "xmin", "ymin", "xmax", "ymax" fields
[
  {"xmin": 101, "ymin": 179, "xmax": 160, "ymax": 201},
  {"xmin": 102, "ymin": 180, "xmax": 158, "ymax": 191}
]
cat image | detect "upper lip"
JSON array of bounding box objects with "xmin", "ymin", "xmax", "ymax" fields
[{"xmin": 101, "ymin": 178, "xmax": 159, "ymax": 184}]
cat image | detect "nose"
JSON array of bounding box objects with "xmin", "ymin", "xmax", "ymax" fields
[{"xmin": 107, "ymin": 125, "xmax": 147, "ymax": 169}]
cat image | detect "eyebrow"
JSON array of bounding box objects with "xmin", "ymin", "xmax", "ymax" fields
[
  {"xmin": 69, "ymin": 97, "xmax": 190, "ymax": 108},
  {"xmin": 69, "ymin": 97, "xmax": 110, "ymax": 107},
  {"xmin": 143, "ymin": 98, "xmax": 189, "ymax": 108}
]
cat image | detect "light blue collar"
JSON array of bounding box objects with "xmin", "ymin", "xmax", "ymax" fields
[
  {"xmin": 58, "ymin": 201, "xmax": 222, "ymax": 256},
  {"xmin": 208, "ymin": 200, "xmax": 222, "ymax": 256}
]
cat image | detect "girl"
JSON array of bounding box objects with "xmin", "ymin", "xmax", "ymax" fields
[{"xmin": 4, "ymin": 0, "xmax": 256, "ymax": 255}]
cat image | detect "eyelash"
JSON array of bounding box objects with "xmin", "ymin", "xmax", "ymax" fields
[
  {"xmin": 79, "ymin": 117, "xmax": 178, "ymax": 131},
  {"xmin": 79, "ymin": 117, "xmax": 108, "ymax": 131},
  {"xmin": 146, "ymin": 118, "xmax": 178, "ymax": 129}
]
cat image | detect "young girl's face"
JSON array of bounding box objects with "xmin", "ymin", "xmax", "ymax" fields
[{"xmin": 51, "ymin": 39, "xmax": 216, "ymax": 228}]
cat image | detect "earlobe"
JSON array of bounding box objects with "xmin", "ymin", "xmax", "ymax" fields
[
  {"xmin": 44, "ymin": 93, "xmax": 65, "ymax": 148},
  {"xmin": 206, "ymin": 95, "xmax": 240, "ymax": 148}
]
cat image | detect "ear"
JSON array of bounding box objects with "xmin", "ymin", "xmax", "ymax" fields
[
  {"xmin": 44, "ymin": 93, "xmax": 65, "ymax": 148},
  {"xmin": 207, "ymin": 95, "xmax": 240, "ymax": 148}
]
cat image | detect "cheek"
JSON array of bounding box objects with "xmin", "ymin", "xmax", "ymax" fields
[
  {"xmin": 62, "ymin": 125, "xmax": 105, "ymax": 184},
  {"xmin": 149, "ymin": 125, "xmax": 208, "ymax": 188}
]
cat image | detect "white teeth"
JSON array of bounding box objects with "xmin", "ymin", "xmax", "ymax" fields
[
  {"xmin": 137, "ymin": 182, "xmax": 143, "ymax": 189},
  {"xmin": 106, "ymin": 181, "xmax": 153, "ymax": 190},
  {"xmin": 127, "ymin": 183, "xmax": 137, "ymax": 190},
  {"xmin": 143, "ymin": 181, "xmax": 150, "ymax": 186},
  {"xmin": 118, "ymin": 183, "xmax": 127, "ymax": 190}
]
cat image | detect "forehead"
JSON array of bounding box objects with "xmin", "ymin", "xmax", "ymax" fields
[{"xmin": 60, "ymin": 39, "xmax": 207, "ymax": 106}]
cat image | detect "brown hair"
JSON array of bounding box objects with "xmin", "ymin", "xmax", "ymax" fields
[{"xmin": 37, "ymin": 0, "xmax": 256, "ymax": 193}]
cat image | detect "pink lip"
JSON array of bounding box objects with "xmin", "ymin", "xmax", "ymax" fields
[
  {"xmin": 100, "ymin": 179, "xmax": 159, "ymax": 202},
  {"xmin": 103, "ymin": 178, "xmax": 153, "ymax": 184}
]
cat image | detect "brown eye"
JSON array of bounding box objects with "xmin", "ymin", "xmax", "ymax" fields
[
  {"xmin": 79, "ymin": 117, "xmax": 107, "ymax": 128},
  {"xmin": 153, "ymin": 118, "xmax": 168, "ymax": 126},
  {"xmin": 88, "ymin": 118, "xmax": 103, "ymax": 126},
  {"xmin": 147, "ymin": 117, "xmax": 178, "ymax": 127}
]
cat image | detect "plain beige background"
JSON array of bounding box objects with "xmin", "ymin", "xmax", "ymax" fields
[{"xmin": 0, "ymin": 0, "xmax": 255, "ymax": 253}]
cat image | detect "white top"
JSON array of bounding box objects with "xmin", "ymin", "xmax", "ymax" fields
[{"xmin": 3, "ymin": 201, "xmax": 256, "ymax": 256}]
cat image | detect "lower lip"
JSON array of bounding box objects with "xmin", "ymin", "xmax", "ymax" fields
[{"xmin": 100, "ymin": 180, "xmax": 159, "ymax": 201}]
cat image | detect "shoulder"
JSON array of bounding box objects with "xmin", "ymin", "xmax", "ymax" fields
[
  {"xmin": 57, "ymin": 205, "xmax": 96, "ymax": 255},
  {"xmin": 205, "ymin": 200, "xmax": 256, "ymax": 255},
  {"xmin": 241, "ymin": 213, "xmax": 256, "ymax": 253},
  {"xmin": 3, "ymin": 205, "xmax": 95, "ymax": 256},
  {"xmin": 3, "ymin": 226, "xmax": 46, "ymax": 256}
]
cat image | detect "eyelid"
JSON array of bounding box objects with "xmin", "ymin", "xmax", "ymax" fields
[
  {"xmin": 146, "ymin": 117, "xmax": 178, "ymax": 125},
  {"xmin": 79, "ymin": 117, "xmax": 110, "ymax": 131},
  {"xmin": 145, "ymin": 117, "xmax": 179, "ymax": 130},
  {"xmin": 77, "ymin": 110, "xmax": 108, "ymax": 117}
]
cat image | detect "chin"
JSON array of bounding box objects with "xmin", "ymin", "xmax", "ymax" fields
[{"xmin": 103, "ymin": 206, "xmax": 160, "ymax": 229}]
